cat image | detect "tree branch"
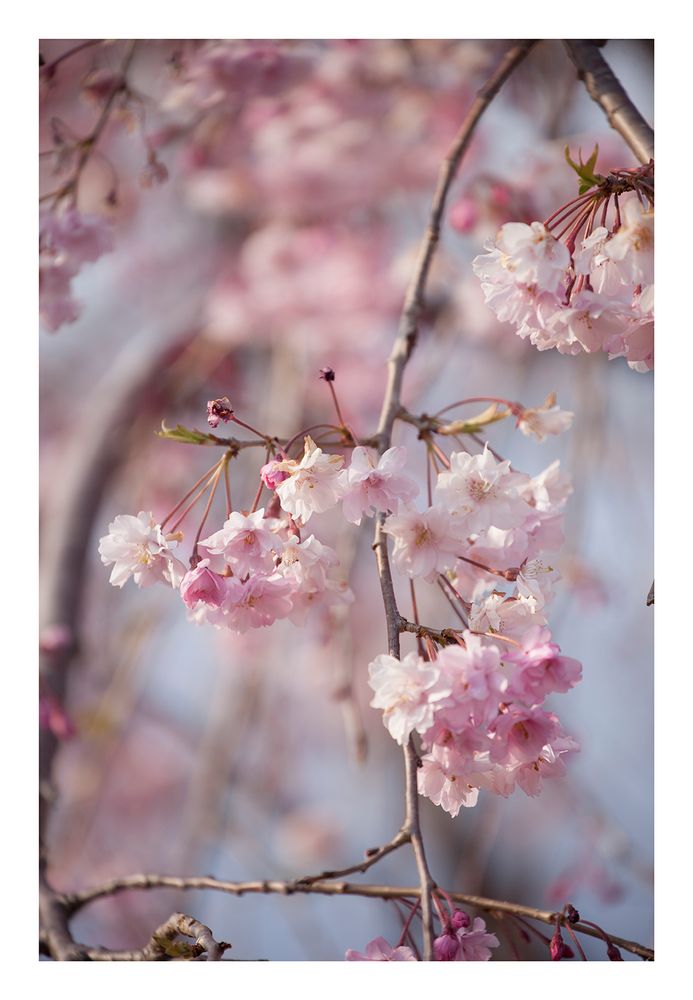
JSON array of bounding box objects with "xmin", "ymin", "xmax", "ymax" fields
[
  {"xmin": 563, "ymin": 41, "xmax": 654, "ymax": 165},
  {"xmin": 62, "ymin": 873, "xmax": 653, "ymax": 960},
  {"xmin": 372, "ymin": 38, "xmax": 537, "ymax": 961},
  {"xmin": 84, "ymin": 913, "xmax": 230, "ymax": 961}
]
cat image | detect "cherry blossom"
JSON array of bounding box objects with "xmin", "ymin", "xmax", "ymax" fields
[
  {"xmin": 368, "ymin": 652, "xmax": 451, "ymax": 745},
  {"xmin": 345, "ymin": 937, "xmax": 417, "ymax": 961},
  {"xmin": 200, "ymin": 508, "xmax": 280, "ymax": 576},
  {"xmin": 516, "ymin": 394, "xmax": 574, "ymax": 442},
  {"xmin": 179, "ymin": 559, "xmax": 227, "ymax": 609},
  {"xmin": 99, "ymin": 511, "xmax": 185, "ymax": 588},
  {"xmin": 383, "ymin": 504, "xmax": 459, "ymax": 578},
  {"xmin": 275, "ymin": 436, "xmax": 345, "ymax": 523},
  {"xmin": 434, "ymin": 445, "xmax": 529, "ymax": 533},
  {"xmin": 339, "ymin": 445, "xmax": 418, "ymax": 525}
]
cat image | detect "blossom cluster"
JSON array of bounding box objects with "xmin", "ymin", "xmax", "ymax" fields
[
  {"xmin": 346, "ymin": 909, "xmax": 499, "ymax": 961},
  {"xmin": 366, "ymin": 441, "xmax": 581, "ymax": 814},
  {"xmin": 98, "ymin": 436, "xmax": 419, "ymax": 633},
  {"xmin": 39, "ymin": 208, "xmax": 113, "ymax": 332},
  {"xmin": 473, "ymin": 195, "xmax": 653, "ymax": 371}
]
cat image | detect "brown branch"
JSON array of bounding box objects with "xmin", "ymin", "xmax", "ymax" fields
[
  {"xmin": 563, "ymin": 41, "xmax": 654, "ymax": 165},
  {"xmin": 63, "ymin": 874, "xmax": 653, "ymax": 960},
  {"xmin": 84, "ymin": 913, "xmax": 230, "ymax": 961},
  {"xmin": 39, "ymin": 330, "xmax": 197, "ymax": 958},
  {"xmin": 372, "ymin": 39, "xmax": 537, "ymax": 961}
]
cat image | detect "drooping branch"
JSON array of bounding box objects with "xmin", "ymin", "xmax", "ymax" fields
[
  {"xmin": 563, "ymin": 41, "xmax": 654, "ymax": 165},
  {"xmin": 372, "ymin": 38, "xmax": 537, "ymax": 962},
  {"xmin": 62, "ymin": 873, "xmax": 654, "ymax": 960}
]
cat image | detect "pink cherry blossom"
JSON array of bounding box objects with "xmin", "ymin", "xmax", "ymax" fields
[
  {"xmin": 603, "ymin": 198, "xmax": 654, "ymax": 286},
  {"xmin": 490, "ymin": 706, "xmax": 561, "ymax": 764},
  {"xmin": 275, "ymin": 436, "xmax": 345, "ymax": 523},
  {"xmin": 99, "ymin": 512, "xmax": 185, "ymax": 589},
  {"xmin": 222, "ymin": 574, "xmax": 294, "ymax": 632},
  {"xmin": 179, "ymin": 559, "xmax": 227, "ymax": 609},
  {"xmin": 339, "ymin": 445, "xmax": 418, "ymax": 525},
  {"xmin": 516, "ymin": 394, "xmax": 574, "ymax": 442},
  {"xmin": 504, "ymin": 626, "xmax": 582, "ymax": 702},
  {"xmin": 434, "ymin": 445, "xmax": 529, "ymax": 533},
  {"xmin": 368, "ymin": 651, "xmax": 450, "ymax": 745},
  {"xmin": 383, "ymin": 504, "xmax": 459, "ymax": 578},
  {"xmin": 200, "ymin": 508, "xmax": 280, "ymax": 576},
  {"xmin": 345, "ymin": 937, "xmax": 417, "ymax": 961}
]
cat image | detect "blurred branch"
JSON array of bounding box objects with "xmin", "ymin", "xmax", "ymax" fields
[
  {"xmin": 63, "ymin": 873, "xmax": 654, "ymax": 960},
  {"xmin": 563, "ymin": 41, "xmax": 654, "ymax": 165},
  {"xmin": 372, "ymin": 39, "xmax": 536, "ymax": 961},
  {"xmin": 647, "ymin": 580, "xmax": 654, "ymax": 606},
  {"xmin": 84, "ymin": 912, "xmax": 230, "ymax": 961},
  {"xmin": 39, "ymin": 330, "xmax": 197, "ymax": 958},
  {"xmin": 40, "ymin": 39, "xmax": 106, "ymax": 78}
]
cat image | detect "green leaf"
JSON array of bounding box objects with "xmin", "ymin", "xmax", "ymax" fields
[
  {"xmin": 157, "ymin": 421, "xmax": 219, "ymax": 445},
  {"xmin": 564, "ymin": 143, "xmax": 603, "ymax": 192}
]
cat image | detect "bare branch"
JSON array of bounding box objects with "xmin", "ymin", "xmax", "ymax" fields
[
  {"xmin": 84, "ymin": 913, "xmax": 230, "ymax": 961},
  {"xmin": 563, "ymin": 41, "xmax": 654, "ymax": 165},
  {"xmin": 63, "ymin": 873, "xmax": 654, "ymax": 960}
]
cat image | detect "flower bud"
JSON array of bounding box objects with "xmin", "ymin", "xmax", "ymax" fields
[
  {"xmin": 451, "ymin": 908, "xmax": 471, "ymax": 930},
  {"xmin": 550, "ymin": 927, "xmax": 574, "ymax": 961},
  {"xmin": 207, "ymin": 396, "xmax": 234, "ymax": 428},
  {"xmin": 319, "ymin": 367, "xmax": 336, "ymax": 382},
  {"xmin": 433, "ymin": 931, "xmax": 460, "ymax": 961}
]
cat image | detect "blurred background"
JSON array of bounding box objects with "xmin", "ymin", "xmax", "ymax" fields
[{"xmin": 39, "ymin": 38, "xmax": 653, "ymax": 960}]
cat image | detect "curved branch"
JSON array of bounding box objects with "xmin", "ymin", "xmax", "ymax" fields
[
  {"xmin": 563, "ymin": 41, "xmax": 654, "ymax": 165},
  {"xmin": 372, "ymin": 38, "xmax": 537, "ymax": 961},
  {"xmin": 63, "ymin": 873, "xmax": 654, "ymax": 960},
  {"xmin": 85, "ymin": 913, "xmax": 230, "ymax": 961}
]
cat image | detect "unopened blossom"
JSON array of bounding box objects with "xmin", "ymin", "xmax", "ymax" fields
[
  {"xmin": 383, "ymin": 504, "xmax": 459, "ymax": 578},
  {"xmin": 339, "ymin": 445, "xmax": 418, "ymax": 525},
  {"xmin": 434, "ymin": 445, "xmax": 529, "ymax": 534},
  {"xmin": 260, "ymin": 457, "xmax": 292, "ymax": 490},
  {"xmin": 99, "ymin": 511, "xmax": 185, "ymax": 588},
  {"xmin": 206, "ymin": 396, "xmax": 234, "ymax": 427},
  {"xmin": 516, "ymin": 393, "xmax": 574, "ymax": 442},
  {"xmin": 275, "ymin": 436, "xmax": 345, "ymax": 523},
  {"xmin": 550, "ymin": 926, "xmax": 574, "ymax": 961},
  {"xmin": 368, "ymin": 651, "xmax": 450, "ymax": 745},
  {"xmin": 200, "ymin": 508, "xmax": 280, "ymax": 576},
  {"xmin": 179, "ymin": 559, "xmax": 227, "ymax": 609},
  {"xmin": 345, "ymin": 937, "xmax": 417, "ymax": 961}
]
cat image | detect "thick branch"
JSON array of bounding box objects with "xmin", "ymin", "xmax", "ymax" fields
[
  {"xmin": 563, "ymin": 41, "xmax": 654, "ymax": 165},
  {"xmin": 372, "ymin": 39, "xmax": 536, "ymax": 961},
  {"xmin": 84, "ymin": 913, "xmax": 230, "ymax": 961},
  {"xmin": 63, "ymin": 874, "xmax": 653, "ymax": 960}
]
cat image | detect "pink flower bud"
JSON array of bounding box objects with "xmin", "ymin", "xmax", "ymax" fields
[
  {"xmin": 607, "ymin": 942, "xmax": 623, "ymax": 961},
  {"xmin": 260, "ymin": 459, "xmax": 291, "ymax": 490},
  {"xmin": 451, "ymin": 908, "xmax": 471, "ymax": 930},
  {"xmin": 207, "ymin": 396, "xmax": 234, "ymax": 428},
  {"xmin": 550, "ymin": 927, "xmax": 574, "ymax": 961},
  {"xmin": 450, "ymin": 197, "xmax": 479, "ymax": 234},
  {"xmin": 180, "ymin": 560, "xmax": 227, "ymax": 608},
  {"xmin": 433, "ymin": 932, "xmax": 460, "ymax": 961}
]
